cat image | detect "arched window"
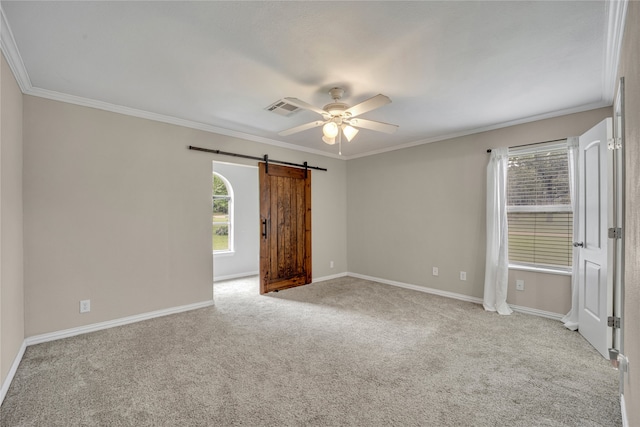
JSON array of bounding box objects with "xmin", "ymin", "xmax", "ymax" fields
[{"xmin": 213, "ymin": 172, "xmax": 233, "ymax": 253}]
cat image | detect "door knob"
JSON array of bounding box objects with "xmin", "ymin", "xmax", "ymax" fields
[{"xmin": 573, "ymin": 242, "xmax": 584, "ymax": 248}]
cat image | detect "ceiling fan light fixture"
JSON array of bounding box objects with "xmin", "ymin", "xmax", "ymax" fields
[
  {"xmin": 322, "ymin": 135, "xmax": 336, "ymax": 145},
  {"xmin": 322, "ymin": 121, "xmax": 339, "ymax": 138},
  {"xmin": 342, "ymin": 124, "xmax": 359, "ymax": 142},
  {"xmin": 277, "ymin": 87, "xmax": 397, "ymax": 154}
]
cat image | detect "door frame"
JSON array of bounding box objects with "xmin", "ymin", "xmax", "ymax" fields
[{"xmin": 612, "ymin": 77, "xmax": 626, "ymax": 363}]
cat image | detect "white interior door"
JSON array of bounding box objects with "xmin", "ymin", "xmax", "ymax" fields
[{"xmin": 577, "ymin": 118, "xmax": 613, "ymax": 359}]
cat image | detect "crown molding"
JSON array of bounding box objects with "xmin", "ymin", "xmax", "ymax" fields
[
  {"xmin": 26, "ymin": 86, "xmax": 344, "ymax": 160},
  {"xmin": 0, "ymin": 3, "xmax": 628, "ymax": 161},
  {"xmin": 0, "ymin": 4, "xmax": 31, "ymax": 92},
  {"xmin": 602, "ymin": 0, "xmax": 628, "ymax": 104},
  {"xmin": 344, "ymin": 100, "xmax": 611, "ymax": 160}
]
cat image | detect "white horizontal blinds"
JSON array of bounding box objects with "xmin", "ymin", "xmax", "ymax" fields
[
  {"xmin": 507, "ymin": 212, "xmax": 573, "ymax": 266},
  {"xmin": 507, "ymin": 143, "xmax": 572, "ymax": 268}
]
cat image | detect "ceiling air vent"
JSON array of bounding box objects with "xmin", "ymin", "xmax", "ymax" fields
[{"xmin": 265, "ymin": 99, "xmax": 301, "ymax": 116}]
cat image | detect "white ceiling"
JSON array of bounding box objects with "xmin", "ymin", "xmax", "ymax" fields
[{"xmin": 0, "ymin": 1, "xmax": 624, "ymax": 159}]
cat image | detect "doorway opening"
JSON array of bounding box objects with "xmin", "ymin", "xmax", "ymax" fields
[{"xmin": 212, "ymin": 161, "xmax": 259, "ymax": 284}]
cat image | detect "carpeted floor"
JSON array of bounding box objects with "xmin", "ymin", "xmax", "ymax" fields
[{"xmin": 1, "ymin": 276, "xmax": 621, "ymax": 426}]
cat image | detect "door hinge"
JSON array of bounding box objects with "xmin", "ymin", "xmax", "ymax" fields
[
  {"xmin": 608, "ymin": 227, "xmax": 622, "ymax": 239},
  {"xmin": 607, "ymin": 316, "xmax": 621, "ymax": 329},
  {"xmin": 607, "ymin": 137, "xmax": 623, "ymax": 150}
]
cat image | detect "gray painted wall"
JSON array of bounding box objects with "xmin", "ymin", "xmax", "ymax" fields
[
  {"xmin": 0, "ymin": 53, "xmax": 24, "ymax": 386},
  {"xmin": 22, "ymin": 95, "xmax": 347, "ymax": 337},
  {"xmin": 347, "ymin": 108, "xmax": 611, "ymax": 312}
]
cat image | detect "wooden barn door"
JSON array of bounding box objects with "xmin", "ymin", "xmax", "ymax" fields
[{"xmin": 259, "ymin": 163, "xmax": 311, "ymax": 294}]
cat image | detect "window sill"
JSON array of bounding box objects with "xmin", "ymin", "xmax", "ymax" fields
[{"xmin": 509, "ymin": 264, "xmax": 572, "ymax": 276}]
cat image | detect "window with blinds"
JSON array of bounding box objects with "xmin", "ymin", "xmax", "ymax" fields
[{"xmin": 507, "ymin": 143, "xmax": 572, "ymax": 269}]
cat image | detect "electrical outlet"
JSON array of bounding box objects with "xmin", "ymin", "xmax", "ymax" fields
[
  {"xmin": 516, "ymin": 280, "xmax": 525, "ymax": 291},
  {"xmin": 80, "ymin": 299, "xmax": 91, "ymax": 313},
  {"xmin": 330, "ymin": 261, "xmax": 334, "ymax": 269},
  {"xmin": 432, "ymin": 267, "xmax": 439, "ymax": 276},
  {"xmin": 460, "ymin": 271, "xmax": 467, "ymax": 281}
]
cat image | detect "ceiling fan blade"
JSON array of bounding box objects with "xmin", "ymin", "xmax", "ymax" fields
[
  {"xmin": 344, "ymin": 94, "xmax": 391, "ymax": 117},
  {"xmin": 349, "ymin": 118, "xmax": 398, "ymax": 134},
  {"xmin": 283, "ymin": 97, "xmax": 330, "ymax": 117},
  {"xmin": 278, "ymin": 120, "xmax": 326, "ymax": 136}
]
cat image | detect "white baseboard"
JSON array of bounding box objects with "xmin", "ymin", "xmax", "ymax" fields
[
  {"xmin": 214, "ymin": 271, "xmax": 259, "ymax": 282},
  {"xmin": 508, "ymin": 304, "xmax": 564, "ymax": 321},
  {"xmin": 347, "ymin": 272, "xmax": 484, "ymax": 305},
  {"xmin": 347, "ymin": 273, "xmax": 567, "ymax": 322},
  {"xmin": 621, "ymin": 393, "xmax": 629, "ymax": 427},
  {"xmin": 312, "ymin": 272, "xmax": 349, "ymax": 283},
  {"xmin": 0, "ymin": 273, "xmax": 591, "ymax": 410},
  {"xmin": 1, "ymin": 299, "xmax": 214, "ymax": 406},
  {"xmin": 25, "ymin": 299, "xmax": 214, "ymax": 346},
  {"xmin": 0, "ymin": 340, "xmax": 27, "ymax": 406},
  {"xmin": 213, "ymin": 271, "xmax": 349, "ymax": 284}
]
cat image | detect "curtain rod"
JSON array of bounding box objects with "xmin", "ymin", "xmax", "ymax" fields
[
  {"xmin": 486, "ymin": 138, "xmax": 567, "ymax": 153},
  {"xmin": 188, "ymin": 146, "xmax": 328, "ymax": 171}
]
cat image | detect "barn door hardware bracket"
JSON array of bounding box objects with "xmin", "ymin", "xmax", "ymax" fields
[
  {"xmin": 264, "ymin": 154, "xmax": 269, "ymax": 174},
  {"xmin": 607, "ymin": 316, "xmax": 621, "ymax": 329},
  {"xmin": 608, "ymin": 227, "xmax": 622, "ymax": 239}
]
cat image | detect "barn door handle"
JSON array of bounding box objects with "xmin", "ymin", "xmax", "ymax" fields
[
  {"xmin": 573, "ymin": 242, "xmax": 584, "ymax": 248},
  {"xmin": 262, "ymin": 219, "xmax": 268, "ymax": 239}
]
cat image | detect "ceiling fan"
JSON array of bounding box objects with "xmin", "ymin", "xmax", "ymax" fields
[{"xmin": 278, "ymin": 87, "xmax": 398, "ymax": 154}]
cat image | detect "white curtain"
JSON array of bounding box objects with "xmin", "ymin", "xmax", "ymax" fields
[
  {"xmin": 562, "ymin": 137, "xmax": 580, "ymax": 330},
  {"xmin": 483, "ymin": 147, "xmax": 512, "ymax": 315}
]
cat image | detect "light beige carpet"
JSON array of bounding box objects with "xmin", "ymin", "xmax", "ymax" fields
[{"xmin": 1, "ymin": 276, "xmax": 621, "ymax": 426}]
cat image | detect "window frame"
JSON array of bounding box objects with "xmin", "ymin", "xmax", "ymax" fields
[
  {"xmin": 506, "ymin": 142, "xmax": 573, "ymax": 274},
  {"xmin": 212, "ymin": 172, "xmax": 234, "ymax": 254}
]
